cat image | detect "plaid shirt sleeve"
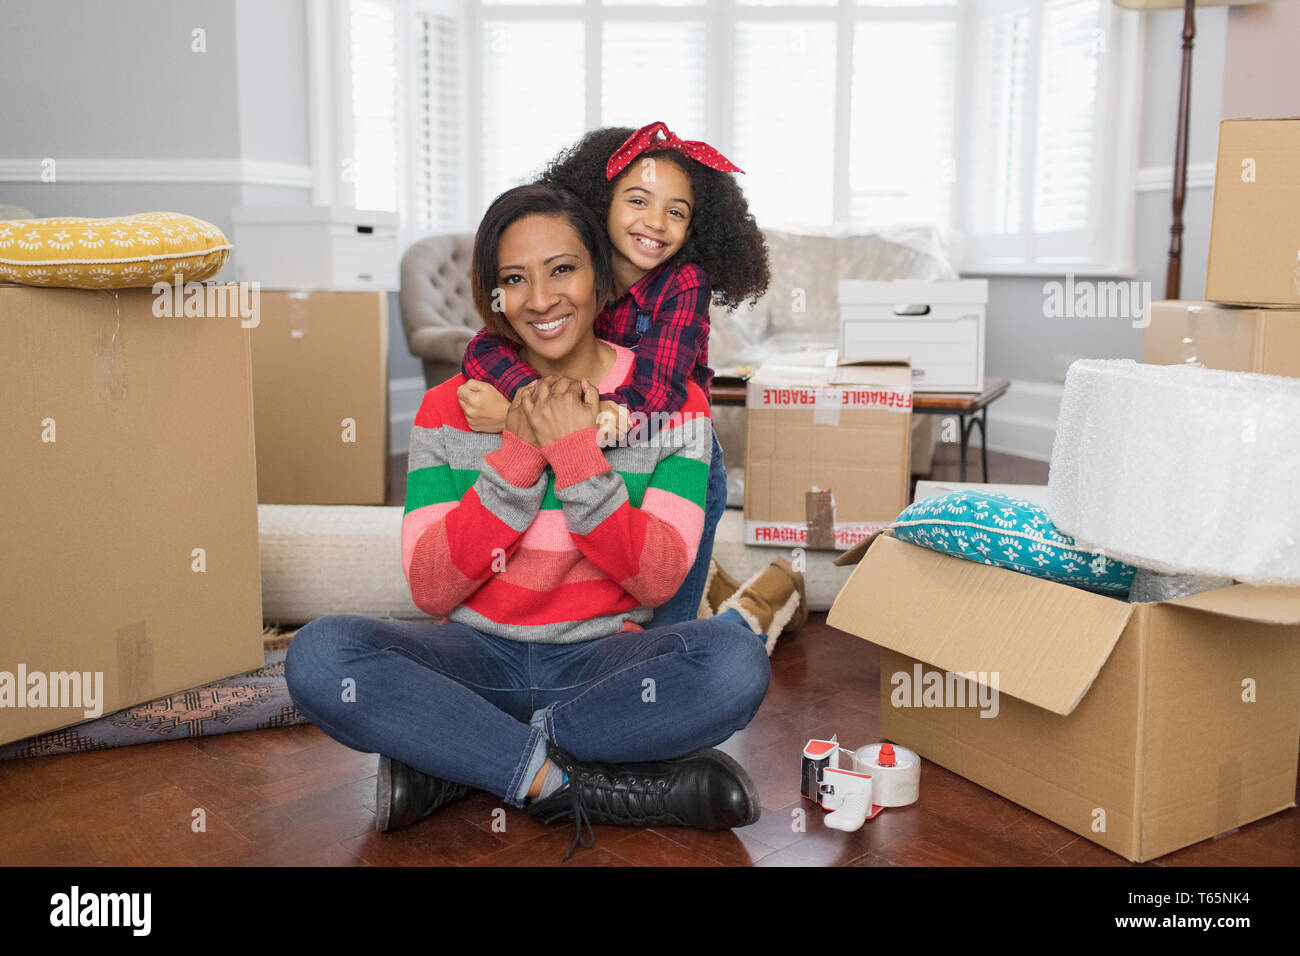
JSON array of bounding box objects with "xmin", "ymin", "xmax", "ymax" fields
[
  {"xmin": 607, "ymin": 265, "xmax": 710, "ymax": 415},
  {"xmin": 461, "ymin": 327, "xmax": 539, "ymax": 400}
]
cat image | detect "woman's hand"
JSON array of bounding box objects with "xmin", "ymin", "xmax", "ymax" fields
[
  {"xmin": 504, "ymin": 381, "xmax": 540, "ymax": 447},
  {"xmin": 458, "ymin": 380, "xmax": 510, "ymax": 433},
  {"xmin": 596, "ymin": 400, "xmax": 631, "ymax": 448},
  {"xmin": 522, "ymin": 376, "xmax": 599, "ymax": 447}
]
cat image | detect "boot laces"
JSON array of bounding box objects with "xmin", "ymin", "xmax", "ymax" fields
[{"xmin": 561, "ymin": 768, "xmax": 686, "ymax": 862}]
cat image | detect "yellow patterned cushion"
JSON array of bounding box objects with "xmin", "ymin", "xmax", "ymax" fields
[{"xmin": 0, "ymin": 212, "xmax": 231, "ymax": 289}]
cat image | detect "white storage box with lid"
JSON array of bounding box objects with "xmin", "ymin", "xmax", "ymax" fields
[
  {"xmin": 838, "ymin": 279, "xmax": 988, "ymax": 392},
  {"xmin": 230, "ymin": 205, "xmax": 400, "ymax": 291}
]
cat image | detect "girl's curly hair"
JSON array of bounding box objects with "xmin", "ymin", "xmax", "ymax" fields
[{"xmin": 537, "ymin": 126, "xmax": 771, "ymax": 310}]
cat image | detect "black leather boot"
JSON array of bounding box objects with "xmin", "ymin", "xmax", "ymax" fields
[
  {"xmin": 527, "ymin": 742, "xmax": 761, "ymax": 860},
  {"xmin": 375, "ymin": 754, "xmax": 473, "ymax": 833}
]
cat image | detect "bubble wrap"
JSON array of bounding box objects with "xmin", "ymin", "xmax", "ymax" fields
[
  {"xmin": 1127, "ymin": 569, "xmax": 1235, "ymax": 604},
  {"xmin": 1047, "ymin": 359, "xmax": 1300, "ymax": 586}
]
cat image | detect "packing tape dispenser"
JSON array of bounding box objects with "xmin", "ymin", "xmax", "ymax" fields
[{"xmin": 801, "ymin": 735, "xmax": 921, "ymax": 832}]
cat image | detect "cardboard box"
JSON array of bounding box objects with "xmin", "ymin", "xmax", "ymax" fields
[
  {"xmin": 1205, "ymin": 117, "xmax": 1300, "ymax": 307},
  {"xmin": 0, "ymin": 285, "xmax": 264, "ymax": 746},
  {"xmin": 252, "ymin": 291, "xmax": 390, "ymax": 505},
  {"xmin": 744, "ymin": 353, "xmax": 912, "ymax": 550},
  {"xmin": 1143, "ymin": 300, "xmax": 1300, "ymax": 377},
  {"xmin": 828, "ymin": 533, "xmax": 1300, "ymax": 861}
]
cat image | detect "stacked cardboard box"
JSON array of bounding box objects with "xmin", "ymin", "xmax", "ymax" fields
[
  {"xmin": 825, "ymin": 122, "xmax": 1300, "ymax": 860},
  {"xmin": 0, "ymin": 285, "xmax": 264, "ymax": 746},
  {"xmin": 1146, "ymin": 118, "xmax": 1300, "ymax": 375},
  {"xmin": 251, "ymin": 291, "xmax": 391, "ymax": 505}
]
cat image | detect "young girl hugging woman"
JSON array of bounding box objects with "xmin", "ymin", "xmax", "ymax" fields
[
  {"xmin": 457, "ymin": 122, "xmax": 805, "ymax": 647},
  {"xmin": 284, "ymin": 184, "xmax": 804, "ymax": 860}
]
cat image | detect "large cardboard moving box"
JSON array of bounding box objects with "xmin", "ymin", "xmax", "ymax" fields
[
  {"xmin": 1143, "ymin": 300, "xmax": 1300, "ymax": 377},
  {"xmin": 252, "ymin": 291, "xmax": 390, "ymax": 505},
  {"xmin": 744, "ymin": 354, "xmax": 912, "ymax": 551},
  {"xmin": 1205, "ymin": 117, "xmax": 1300, "ymax": 307},
  {"xmin": 829, "ymin": 533, "xmax": 1300, "ymax": 862},
  {"xmin": 0, "ymin": 285, "xmax": 264, "ymax": 746}
]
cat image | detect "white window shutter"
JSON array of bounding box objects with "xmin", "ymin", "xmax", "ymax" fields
[
  {"xmin": 414, "ymin": 9, "xmax": 461, "ymax": 234},
  {"xmin": 349, "ymin": 0, "xmax": 399, "ymax": 213}
]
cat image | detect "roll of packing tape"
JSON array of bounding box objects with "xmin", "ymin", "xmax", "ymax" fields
[{"xmin": 852, "ymin": 743, "xmax": 921, "ymax": 807}]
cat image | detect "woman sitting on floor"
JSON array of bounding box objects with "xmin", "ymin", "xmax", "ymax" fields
[{"xmin": 285, "ymin": 183, "xmax": 805, "ymax": 860}]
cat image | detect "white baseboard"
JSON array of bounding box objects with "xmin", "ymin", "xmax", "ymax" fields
[{"xmin": 962, "ymin": 380, "xmax": 1062, "ymax": 463}]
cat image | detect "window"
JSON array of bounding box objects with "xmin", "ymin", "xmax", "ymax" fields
[
  {"xmin": 330, "ymin": 0, "xmax": 1139, "ymax": 274},
  {"xmin": 348, "ymin": 0, "xmax": 400, "ymax": 212},
  {"xmin": 413, "ymin": 5, "xmax": 464, "ymax": 232}
]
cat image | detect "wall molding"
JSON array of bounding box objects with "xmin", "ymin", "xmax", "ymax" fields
[
  {"xmin": 0, "ymin": 158, "xmax": 314, "ymax": 188},
  {"xmin": 1134, "ymin": 160, "xmax": 1216, "ymax": 193}
]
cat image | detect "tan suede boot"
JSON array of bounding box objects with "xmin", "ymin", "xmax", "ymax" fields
[
  {"xmin": 697, "ymin": 558, "xmax": 742, "ymax": 618},
  {"xmin": 717, "ymin": 557, "xmax": 808, "ymax": 656}
]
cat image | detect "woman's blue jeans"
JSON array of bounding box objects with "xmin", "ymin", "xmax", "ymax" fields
[
  {"xmin": 648, "ymin": 433, "xmax": 728, "ymax": 628},
  {"xmin": 284, "ymin": 610, "xmax": 770, "ymax": 808}
]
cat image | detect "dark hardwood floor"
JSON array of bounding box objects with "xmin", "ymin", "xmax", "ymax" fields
[{"xmin": 2, "ymin": 446, "xmax": 1294, "ymax": 866}]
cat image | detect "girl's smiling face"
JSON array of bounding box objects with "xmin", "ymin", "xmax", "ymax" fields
[{"xmin": 606, "ymin": 155, "xmax": 694, "ymax": 276}]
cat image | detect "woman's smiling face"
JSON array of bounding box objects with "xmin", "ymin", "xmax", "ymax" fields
[
  {"xmin": 606, "ymin": 155, "xmax": 694, "ymax": 273},
  {"xmin": 495, "ymin": 213, "xmax": 601, "ymax": 365}
]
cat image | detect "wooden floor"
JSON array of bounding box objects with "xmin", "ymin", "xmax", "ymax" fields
[{"xmin": 2, "ymin": 446, "xmax": 1295, "ymax": 866}]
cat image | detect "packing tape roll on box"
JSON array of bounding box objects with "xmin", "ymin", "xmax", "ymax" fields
[{"xmin": 852, "ymin": 743, "xmax": 921, "ymax": 807}]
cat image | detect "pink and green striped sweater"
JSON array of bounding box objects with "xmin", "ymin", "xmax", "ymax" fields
[{"xmin": 401, "ymin": 343, "xmax": 712, "ymax": 643}]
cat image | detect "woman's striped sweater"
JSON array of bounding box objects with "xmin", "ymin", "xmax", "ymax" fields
[{"xmin": 401, "ymin": 343, "xmax": 712, "ymax": 643}]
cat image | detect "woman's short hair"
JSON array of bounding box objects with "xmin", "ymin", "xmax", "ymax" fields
[{"xmin": 470, "ymin": 183, "xmax": 613, "ymax": 343}]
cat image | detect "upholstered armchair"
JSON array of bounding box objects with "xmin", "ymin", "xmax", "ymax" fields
[{"xmin": 398, "ymin": 233, "xmax": 480, "ymax": 389}]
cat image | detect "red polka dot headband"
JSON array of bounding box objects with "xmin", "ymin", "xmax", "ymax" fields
[{"xmin": 605, "ymin": 121, "xmax": 745, "ymax": 180}]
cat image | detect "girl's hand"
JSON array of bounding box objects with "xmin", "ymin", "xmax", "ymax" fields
[
  {"xmin": 458, "ymin": 381, "xmax": 510, "ymax": 433},
  {"xmin": 504, "ymin": 382, "xmax": 540, "ymax": 447},
  {"xmin": 596, "ymin": 400, "xmax": 631, "ymax": 448},
  {"xmin": 523, "ymin": 376, "xmax": 599, "ymax": 448}
]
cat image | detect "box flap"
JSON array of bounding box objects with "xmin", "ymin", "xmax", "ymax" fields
[
  {"xmin": 748, "ymin": 350, "xmax": 912, "ymax": 388},
  {"xmin": 834, "ymin": 529, "xmax": 888, "ymax": 566},
  {"xmin": 827, "ymin": 535, "xmax": 1136, "ymax": 716},
  {"xmin": 1160, "ymin": 584, "xmax": 1300, "ymax": 625}
]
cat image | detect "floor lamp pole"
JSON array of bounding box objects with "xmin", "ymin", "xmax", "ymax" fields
[{"xmin": 1167, "ymin": 0, "xmax": 1197, "ymax": 300}]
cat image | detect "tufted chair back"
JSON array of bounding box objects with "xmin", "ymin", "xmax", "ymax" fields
[{"xmin": 398, "ymin": 233, "xmax": 481, "ymax": 388}]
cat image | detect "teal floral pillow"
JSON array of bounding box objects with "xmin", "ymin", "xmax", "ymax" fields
[{"xmin": 891, "ymin": 491, "xmax": 1137, "ymax": 596}]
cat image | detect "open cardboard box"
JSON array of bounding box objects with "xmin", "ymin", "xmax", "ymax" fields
[{"xmin": 828, "ymin": 530, "xmax": 1300, "ymax": 862}]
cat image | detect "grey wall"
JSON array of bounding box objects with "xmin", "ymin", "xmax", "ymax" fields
[
  {"xmin": 0, "ymin": 0, "xmax": 315, "ymax": 275},
  {"xmin": 234, "ymin": 0, "xmax": 312, "ymax": 167},
  {"xmin": 0, "ymin": 0, "xmax": 242, "ymax": 161},
  {"xmin": 976, "ymin": 5, "xmax": 1229, "ymax": 385},
  {"xmin": 1222, "ymin": 0, "xmax": 1300, "ymax": 118}
]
